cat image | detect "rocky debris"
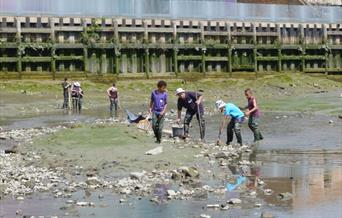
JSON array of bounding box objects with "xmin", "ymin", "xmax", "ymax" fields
[
  {"xmin": 86, "ymin": 177, "xmax": 102, "ymax": 187},
  {"xmin": 16, "ymin": 209, "xmax": 23, "ymax": 216},
  {"xmin": 119, "ymin": 198, "xmax": 126, "ymax": 203},
  {"xmin": 206, "ymin": 204, "xmax": 220, "ymax": 209},
  {"xmin": 257, "ymin": 179, "xmax": 265, "ymax": 186},
  {"xmin": 178, "ymin": 166, "xmax": 199, "ymax": 178},
  {"xmin": 278, "ymin": 192, "xmax": 293, "ymax": 200},
  {"xmin": 130, "ymin": 171, "xmax": 146, "ymax": 180},
  {"xmin": 0, "ymin": 152, "xmax": 65, "ymax": 197},
  {"xmin": 227, "ymin": 198, "xmax": 242, "ymax": 205},
  {"xmin": 263, "ymin": 189, "xmax": 273, "ymax": 195},
  {"xmin": 200, "ymin": 214, "xmax": 211, "ymax": 218},
  {"xmin": 76, "ymin": 201, "xmax": 95, "ymax": 207},
  {"xmin": 220, "ymin": 204, "xmax": 229, "ymax": 210},
  {"xmin": 145, "ymin": 146, "xmax": 163, "ymax": 155},
  {"xmin": 329, "ymin": 120, "xmax": 334, "ymax": 124},
  {"xmin": 261, "ymin": 212, "xmax": 274, "ymax": 218},
  {"xmin": 0, "ymin": 127, "xmax": 62, "ymax": 144},
  {"xmin": 255, "ymin": 203, "xmax": 262, "ymax": 207},
  {"xmin": 167, "ymin": 190, "xmax": 177, "ymax": 199},
  {"xmin": 16, "ymin": 196, "xmax": 24, "ymax": 201}
]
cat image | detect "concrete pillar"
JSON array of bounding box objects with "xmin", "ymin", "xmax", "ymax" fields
[
  {"xmin": 49, "ymin": 18, "xmax": 55, "ymax": 43},
  {"xmin": 143, "ymin": 21, "xmax": 149, "ymax": 43},
  {"xmin": 301, "ymin": 48, "xmax": 305, "ymax": 72},
  {"xmin": 276, "ymin": 24, "xmax": 281, "ymax": 44},
  {"xmin": 278, "ymin": 48, "xmax": 282, "ymax": 72},
  {"xmin": 100, "ymin": 51, "xmax": 107, "ymax": 74},
  {"xmin": 228, "ymin": 47, "xmax": 232, "ymax": 75},
  {"xmin": 172, "ymin": 21, "xmax": 177, "ymax": 43},
  {"xmin": 144, "ymin": 49, "xmax": 150, "ymax": 78},
  {"xmin": 201, "ymin": 48, "xmax": 206, "ymax": 75},
  {"xmin": 113, "ymin": 20, "xmax": 119, "ymax": 43},
  {"xmin": 253, "ymin": 48, "xmax": 258, "ymax": 74},
  {"xmin": 322, "ymin": 24, "xmax": 327, "ymax": 44},
  {"xmin": 227, "ymin": 22, "xmax": 231, "ymax": 45},
  {"xmin": 51, "ymin": 47, "xmax": 56, "ymax": 78},
  {"xmin": 15, "ymin": 17, "xmax": 22, "ymax": 76},
  {"xmin": 173, "ymin": 49, "xmax": 178, "ymax": 76},
  {"xmin": 200, "ymin": 22, "xmax": 205, "ymax": 43},
  {"xmin": 83, "ymin": 47, "xmax": 89, "ymax": 72},
  {"xmin": 299, "ymin": 24, "xmax": 304, "ymax": 45},
  {"xmin": 114, "ymin": 47, "xmax": 120, "ymax": 74},
  {"xmin": 252, "ymin": 23, "xmax": 257, "ymax": 45}
]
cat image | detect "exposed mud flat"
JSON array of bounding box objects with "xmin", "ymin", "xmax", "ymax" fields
[{"xmin": 0, "ymin": 74, "xmax": 341, "ymax": 217}]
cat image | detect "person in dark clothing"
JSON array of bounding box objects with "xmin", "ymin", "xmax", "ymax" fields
[
  {"xmin": 176, "ymin": 88, "xmax": 205, "ymax": 141},
  {"xmin": 71, "ymin": 82, "xmax": 84, "ymax": 114},
  {"xmin": 61, "ymin": 77, "xmax": 70, "ymax": 109},
  {"xmin": 149, "ymin": 80, "xmax": 168, "ymax": 143},
  {"xmin": 243, "ymin": 88, "xmax": 263, "ymax": 142},
  {"xmin": 107, "ymin": 83, "xmax": 120, "ymax": 117}
]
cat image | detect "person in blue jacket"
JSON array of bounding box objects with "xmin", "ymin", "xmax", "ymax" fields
[{"xmin": 216, "ymin": 100, "xmax": 245, "ymax": 146}]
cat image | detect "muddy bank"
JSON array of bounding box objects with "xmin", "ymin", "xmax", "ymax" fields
[{"xmin": 0, "ymin": 74, "xmax": 341, "ymax": 217}]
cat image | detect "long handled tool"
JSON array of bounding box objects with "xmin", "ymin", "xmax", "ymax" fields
[{"xmin": 195, "ymin": 90, "xmax": 203, "ymax": 141}]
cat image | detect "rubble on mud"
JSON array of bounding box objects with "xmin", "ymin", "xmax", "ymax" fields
[{"xmin": 0, "ymin": 118, "xmax": 285, "ymax": 218}]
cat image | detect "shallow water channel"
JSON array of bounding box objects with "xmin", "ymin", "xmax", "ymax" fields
[{"xmin": 0, "ymin": 106, "xmax": 341, "ymax": 218}]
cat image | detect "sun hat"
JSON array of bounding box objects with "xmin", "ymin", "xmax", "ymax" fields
[
  {"xmin": 175, "ymin": 88, "xmax": 185, "ymax": 95},
  {"xmin": 74, "ymin": 82, "xmax": 80, "ymax": 87},
  {"xmin": 215, "ymin": 100, "xmax": 226, "ymax": 109}
]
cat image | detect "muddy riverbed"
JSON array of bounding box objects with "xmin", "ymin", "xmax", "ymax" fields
[{"xmin": 0, "ymin": 75, "xmax": 341, "ymax": 218}]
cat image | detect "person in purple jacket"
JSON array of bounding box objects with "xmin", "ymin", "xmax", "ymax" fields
[{"xmin": 149, "ymin": 80, "xmax": 168, "ymax": 143}]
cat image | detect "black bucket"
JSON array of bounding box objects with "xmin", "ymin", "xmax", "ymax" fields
[{"xmin": 172, "ymin": 126, "xmax": 184, "ymax": 138}]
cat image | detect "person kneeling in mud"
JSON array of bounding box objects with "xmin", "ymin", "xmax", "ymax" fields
[
  {"xmin": 176, "ymin": 88, "xmax": 205, "ymax": 142},
  {"xmin": 149, "ymin": 80, "xmax": 168, "ymax": 144},
  {"xmin": 71, "ymin": 82, "xmax": 84, "ymax": 114},
  {"xmin": 216, "ymin": 100, "xmax": 245, "ymax": 146}
]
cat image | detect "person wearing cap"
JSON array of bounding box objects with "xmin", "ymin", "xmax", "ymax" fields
[
  {"xmin": 149, "ymin": 80, "xmax": 168, "ymax": 144},
  {"xmin": 61, "ymin": 77, "xmax": 71, "ymax": 109},
  {"xmin": 216, "ymin": 100, "xmax": 244, "ymax": 146},
  {"xmin": 107, "ymin": 83, "xmax": 120, "ymax": 117},
  {"xmin": 176, "ymin": 88, "xmax": 205, "ymax": 141},
  {"xmin": 71, "ymin": 82, "xmax": 84, "ymax": 113}
]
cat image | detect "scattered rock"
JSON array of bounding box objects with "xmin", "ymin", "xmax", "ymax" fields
[
  {"xmin": 16, "ymin": 209, "xmax": 23, "ymax": 215},
  {"xmin": 76, "ymin": 201, "xmax": 95, "ymax": 207},
  {"xmin": 200, "ymin": 214, "xmax": 211, "ymax": 218},
  {"xmin": 278, "ymin": 192, "xmax": 293, "ymax": 200},
  {"xmin": 130, "ymin": 171, "xmax": 146, "ymax": 180},
  {"xmin": 255, "ymin": 203, "xmax": 262, "ymax": 207},
  {"xmin": 263, "ymin": 189, "xmax": 273, "ymax": 195},
  {"xmin": 86, "ymin": 177, "xmax": 102, "ymax": 186},
  {"xmin": 16, "ymin": 196, "xmax": 24, "ymax": 201},
  {"xmin": 329, "ymin": 120, "xmax": 334, "ymax": 124},
  {"xmin": 261, "ymin": 212, "xmax": 274, "ymax": 218},
  {"xmin": 220, "ymin": 204, "xmax": 229, "ymax": 210},
  {"xmin": 227, "ymin": 198, "xmax": 242, "ymax": 205},
  {"xmin": 145, "ymin": 146, "xmax": 163, "ymax": 155},
  {"xmin": 206, "ymin": 204, "xmax": 220, "ymax": 209},
  {"xmin": 119, "ymin": 198, "xmax": 126, "ymax": 203},
  {"xmin": 167, "ymin": 190, "xmax": 177, "ymax": 197},
  {"xmin": 179, "ymin": 166, "xmax": 199, "ymax": 178}
]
